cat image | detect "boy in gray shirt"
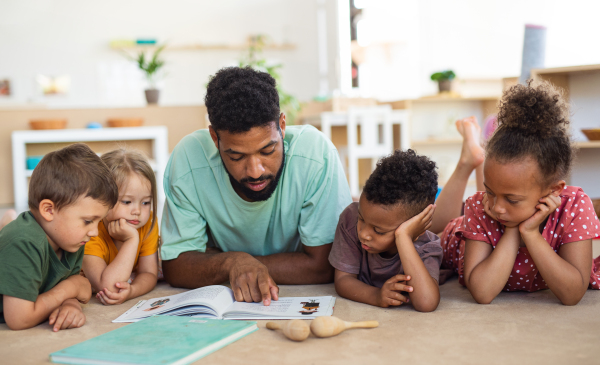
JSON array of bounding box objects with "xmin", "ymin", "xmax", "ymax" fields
[{"xmin": 329, "ymin": 150, "xmax": 442, "ymax": 312}]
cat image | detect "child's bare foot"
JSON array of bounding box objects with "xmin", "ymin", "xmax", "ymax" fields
[
  {"xmin": 0, "ymin": 209, "xmax": 17, "ymax": 231},
  {"xmin": 456, "ymin": 117, "xmax": 484, "ymax": 169}
]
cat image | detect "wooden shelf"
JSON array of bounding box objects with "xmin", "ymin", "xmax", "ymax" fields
[
  {"xmin": 24, "ymin": 160, "xmax": 159, "ymax": 177},
  {"xmin": 112, "ymin": 43, "xmax": 296, "ymax": 52},
  {"xmin": 532, "ymin": 64, "xmax": 600, "ymax": 77},
  {"xmin": 575, "ymin": 141, "xmax": 600, "ymax": 148},
  {"xmin": 412, "ymin": 138, "xmax": 462, "ymax": 146},
  {"xmin": 413, "ymin": 95, "xmax": 500, "ymax": 102}
]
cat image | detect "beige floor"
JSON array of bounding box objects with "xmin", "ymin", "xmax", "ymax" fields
[
  {"xmin": 1, "ymin": 243, "xmax": 600, "ymax": 365},
  {"xmin": 1, "ymin": 208, "xmax": 599, "ymax": 364}
]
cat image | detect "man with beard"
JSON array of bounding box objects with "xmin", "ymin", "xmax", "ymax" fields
[{"xmin": 160, "ymin": 67, "xmax": 352, "ymax": 305}]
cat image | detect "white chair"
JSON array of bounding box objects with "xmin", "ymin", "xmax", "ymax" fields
[{"xmin": 338, "ymin": 105, "xmax": 394, "ymax": 197}]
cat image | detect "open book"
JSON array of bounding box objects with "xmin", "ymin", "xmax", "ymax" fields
[{"xmin": 114, "ymin": 285, "xmax": 336, "ymax": 323}]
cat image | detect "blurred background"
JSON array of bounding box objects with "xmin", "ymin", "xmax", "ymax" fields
[{"xmin": 1, "ymin": 0, "xmax": 599, "ymax": 217}]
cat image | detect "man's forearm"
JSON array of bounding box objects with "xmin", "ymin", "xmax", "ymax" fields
[
  {"xmin": 255, "ymin": 251, "xmax": 334, "ymax": 284},
  {"xmin": 162, "ymin": 244, "xmax": 334, "ymax": 288},
  {"xmin": 162, "ymin": 251, "xmax": 245, "ymax": 289}
]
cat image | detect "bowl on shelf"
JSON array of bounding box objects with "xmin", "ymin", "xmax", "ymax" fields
[
  {"xmin": 29, "ymin": 119, "xmax": 67, "ymax": 130},
  {"xmin": 582, "ymin": 129, "xmax": 600, "ymax": 141},
  {"xmin": 26, "ymin": 156, "xmax": 44, "ymax": 170},
  {"xmin": 107, "ymin": 118, "xmax": 144, "ymax": 128}
]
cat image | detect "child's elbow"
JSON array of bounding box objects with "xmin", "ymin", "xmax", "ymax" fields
[
  {"xmin": 471, "ymin": 293, "xmax": 495, "ymax": 305},
  {"xmin": 4, "ymin": 315, "xmax": 37, "ymax": 331},
  {"xmin": 412, "ymin": 298, "xmax": 439, "ymax": 313},
  {"xmin": 559, "ymin": 293, "xmax": 585, "ymax": 306}
]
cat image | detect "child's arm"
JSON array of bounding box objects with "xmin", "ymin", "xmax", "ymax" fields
[
  {"xmin": 334, "ymin": 269, "xmax": 411, "ymax": 307},
  {"xmin": 83, "ymin": 218, "xmax": 140, "ymax": 294},
  {"xmin": 2, "ymin": 274, "xmax": 91, "ymax": 330},
  {"xmin": 395, "ymin": 204, "xmax": 440, "ymax": 312},
  {"xmin": 463, "ymin": 194, "xmax": 521, "ymax": 304},
  {"xmin": 520, "ymin": 194, "xmax": 592, "ymax": 305},
  {"xmin": 97, "ymin": 253, "xmax": 158, "ymax": 305},
  {"xmin": 463, "ymin": 228, "xmax": 520, "ymax": 304}
]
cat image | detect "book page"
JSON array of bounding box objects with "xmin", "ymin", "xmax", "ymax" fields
[
  {"xmin": 223, "ymin": 296, "xmax": 335, "ymax": 319},
  {"xmin": 113, "ymin": 285, "xmax": 235, "ymax": 322}
]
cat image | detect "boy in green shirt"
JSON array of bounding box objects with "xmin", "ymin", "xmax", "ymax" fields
[{"xmin": 0, "ymin": 143, "xmax": 118, "ymax": 331}]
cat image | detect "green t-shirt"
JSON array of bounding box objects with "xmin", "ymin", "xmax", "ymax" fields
[
  {"xmin": 0, "ymin": 212, "xmax": 84, "ymax": 323},
  {"xmin": 160, "ymin": 125, "xmax": 352, "ymax": 260}
]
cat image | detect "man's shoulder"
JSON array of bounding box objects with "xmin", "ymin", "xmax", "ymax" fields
[
  {"xmin": 167, "ymin": 129, "xmax": 219, "ymax": 181},
  {"xmin": 285, "ymin": 125, "xmax": 336, "ymax": 164},
  {"xmin": 173, "ymin": 129, "xmax": 216, "ymax": 161}
]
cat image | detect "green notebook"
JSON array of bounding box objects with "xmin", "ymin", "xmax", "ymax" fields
[{"xmin": 50, "ymin": 316, "xmax": 257, "ymax": 365}]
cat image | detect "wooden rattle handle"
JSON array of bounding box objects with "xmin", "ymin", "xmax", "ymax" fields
[
  {"xmin": 266, "ymin": 322, "xmax": 281, "ymax": 330},
  {"xmin": 346, "ymin": 320, "xmax": 379, "ymax": 329}
]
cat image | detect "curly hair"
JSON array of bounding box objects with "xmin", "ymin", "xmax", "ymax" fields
[
  {"xmin": 205, "ymin": 66, "xmax": 280, "ymax": 133},
  {"xmin": 486, "ymin": 80, "xmax": 574, "ymax": 186},
  {"xmin": 363, "ymin": 149, "xmax": 438, "ymax": 218}
]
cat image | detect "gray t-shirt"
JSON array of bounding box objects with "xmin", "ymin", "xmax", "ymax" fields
[{"xmin": 329, "ymin": 202, "xmax": 443, "ymax": 288}]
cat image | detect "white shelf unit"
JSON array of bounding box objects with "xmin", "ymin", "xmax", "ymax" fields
[
  {"xmin": 532, "ymin": 64, "xmax": 600, "ymax": 198},
  {"xmin": 11, "ymin": 127, "xmax": 168, "ymax": 220}
]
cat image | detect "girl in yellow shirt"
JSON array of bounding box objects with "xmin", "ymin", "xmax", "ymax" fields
[{"xmin": 83, "ymin": 149, "xmax": 159, "ymax": 305}]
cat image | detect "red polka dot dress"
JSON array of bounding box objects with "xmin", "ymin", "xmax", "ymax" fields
[{"xmin": 440, "ymin": 186, "xmax": 600, "ymax": 291}]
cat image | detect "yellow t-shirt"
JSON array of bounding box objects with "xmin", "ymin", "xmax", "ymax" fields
[{"xmin": 84, "ymin": 218, "xmax": 158, "ymax": 268}]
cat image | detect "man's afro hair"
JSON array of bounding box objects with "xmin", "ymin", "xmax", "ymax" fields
[
  {"xmin": 205, "ymin": 66, "xmax": 280, "ymax": 133},
  {"xmin": 363, "ymin": 149, "xmax": 438, "ymax": 217}
]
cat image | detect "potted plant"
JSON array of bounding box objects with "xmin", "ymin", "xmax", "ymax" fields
[
  {"xmin": 238, "ymin": 35, "xmax": 300, "ymax": 124},
  {"xmin": 430, "ymin": 70, "xmax": 456, "ymax": 93},
  {"xmin": 133, "ymin": 45, "xmax": 166, "ymax": 104}
]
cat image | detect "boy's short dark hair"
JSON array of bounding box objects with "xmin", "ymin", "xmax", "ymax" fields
[
  {"xmin": 28, "ymin": 143, "xmax": 119, "ymax": 211},
  {"xmin": 205, "ymin": 66, "xmax": 280, "ymax": 133},
  {"xmin": 363, "ymin": 149, "xmax": 438, "ymax": 218}
]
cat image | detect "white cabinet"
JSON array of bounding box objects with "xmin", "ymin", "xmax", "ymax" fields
[{"xmin": 11, "ymin": 126, "xmax": 168, "ymax": 219}]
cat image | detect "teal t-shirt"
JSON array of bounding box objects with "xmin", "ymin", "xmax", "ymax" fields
[
  {"xmin": 160, "ymin": 125, "xmax": 352, "ymax": 260},
  {"xmin": 0, "ymin": 212, "xmax": 84, "ymax": 323}
]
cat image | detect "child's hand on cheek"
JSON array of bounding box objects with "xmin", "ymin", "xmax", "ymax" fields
[
  {"xmin": 107, "ymin": 218, "xmax": 138, "ymax": 242},
  {"xmin": 96, "ymin": 282, "xmax": 132, "ymax": 305},
  {"xmin": 519, "ymin": 194, "xmax": 561, "ymax": 235},
  {"xmin": 395, "ymin": 204, "xmax": 435, "ymax": 242},
  {"xmin": 377, "ymin": 274, "xmax": 412, "ymax": 308}
]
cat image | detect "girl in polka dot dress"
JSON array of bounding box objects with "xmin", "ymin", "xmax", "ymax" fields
[{"xmin": 431, "ymin": 81, "xmax": 600, "ymax": 305}]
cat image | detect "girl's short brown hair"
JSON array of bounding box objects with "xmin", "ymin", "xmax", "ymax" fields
[
  {"xmin": 101, "ymin": 148, "xmax": 158, "ymax": 237},
  {"xmin": 28, "ymin": 143, "xmax": 119, "ymax": 211}
]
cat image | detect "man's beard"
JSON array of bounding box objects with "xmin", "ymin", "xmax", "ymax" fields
[{"xmin": 223, "ymin": 147, "xmax": 286, "ymax": 202}]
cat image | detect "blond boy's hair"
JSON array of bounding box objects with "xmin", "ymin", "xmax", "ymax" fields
[
  {"xmin": 101, "ymin": 148, "xmax": 158, "ymax": 237},
  {"xmin": 28, "ymin": 143, "xmax": 118, "ymax": 211}
]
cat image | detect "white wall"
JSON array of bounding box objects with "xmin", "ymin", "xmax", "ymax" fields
[
  {"xmin": 0, "ymin": 0, "xmax": 341, "ymax": 108},
  {"xmin": 354, "ymin": 0, "xmax": 600, "ymax": 101}
]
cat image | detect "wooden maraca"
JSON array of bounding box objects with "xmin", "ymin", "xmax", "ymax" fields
[
  {"xmin": 266, "ymin": 320, "xmax": 310, "ymax": 342},
  {"xmin": 310, "ymin": 316, "xmax": 378, "ymax": 338}
]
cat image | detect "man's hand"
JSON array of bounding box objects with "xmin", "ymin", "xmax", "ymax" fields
[
  {"xmin": 64, "ymin": 274, "xmax": 92, "ymax": 304},
  {"xmin": 229, "ymin": 254, "xmax": 279, "ymax": 305},
  {"xmin": 107, "ymin": 218, "xmax": 138, "ymax": 243},
  {"xmin": 377, "ymin": 274, "xmax": 412, "ymax": 308},
  {"xmin": 395, "ymin": 204, "xmax": 435, "ymax": 242},
  {"xmin": 96, "ymin": 282, "xmax": 132, "ymax": 305},
  {"xmin": 48, "ymin": 299, "xmax": 85, "ymax": 332},
  {"xmin": 519, "ymin": 194, "xmax": 561, "ymax": 235}
]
